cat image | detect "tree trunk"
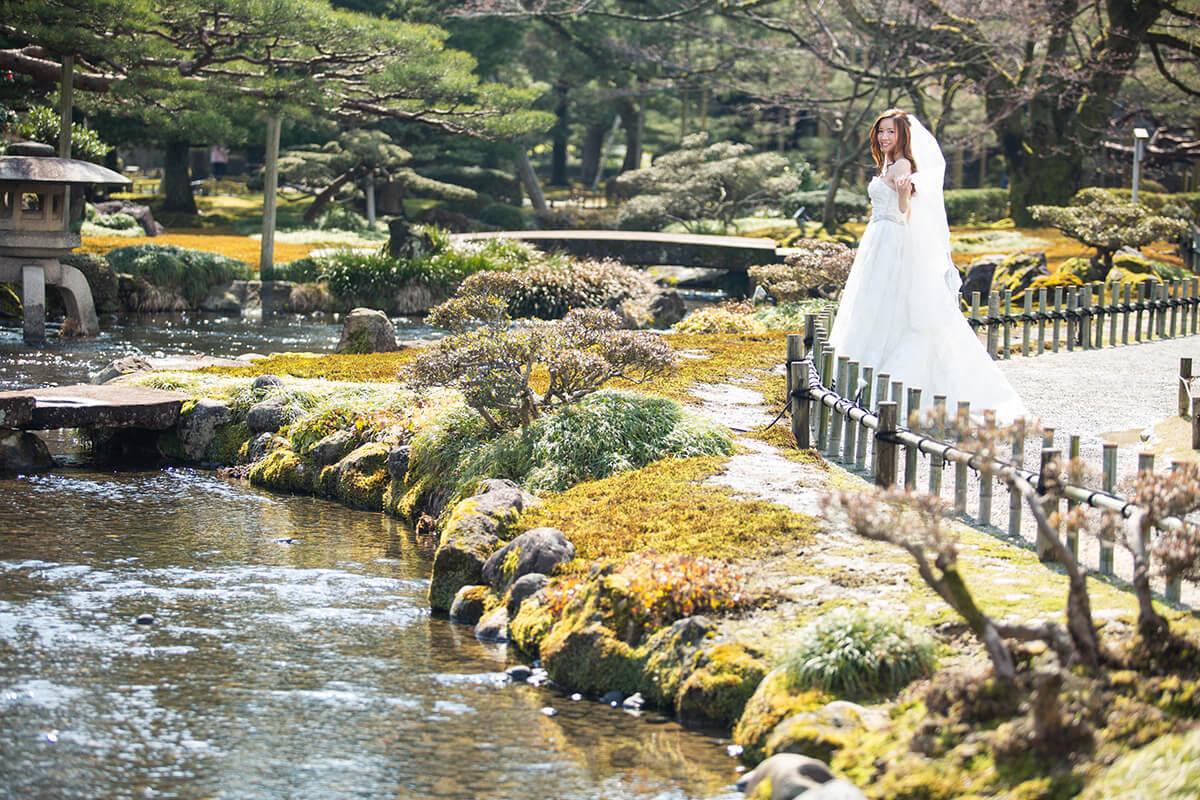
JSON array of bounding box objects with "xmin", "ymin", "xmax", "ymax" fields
[
  {"xmin": 515, "ymin": 140, "xmax": 546, "ymax": 211},
  {"xmin": 1003, "ymin": 138, "xmax": 1081, "ymax": 226},
  {"xmin": 58, "ymin": 54, "xmax": 73, "ymax": 158},
  {"xmin": 302, "ymin": 171, "xmax": 354, "ymax": 224},
  {"xmin": 162, "ymin": 138, "xmax": 197, "ymax": 214},
  {"xmin": 259, "ymin": 114, "xmax": 281, "ymax": 281},
  {"xmin": 617, "ymin": 97, "xmax": 643, "ymax": 173},
  {"xmin": 580, "ymin": 121, "xmax": 606, "ymax": 187},
  {"xmin": 550, "ymin": 83, "xmax": 569, "ymax": 186}
]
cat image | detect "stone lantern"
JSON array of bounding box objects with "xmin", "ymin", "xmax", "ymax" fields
[{"xmin": 0, "ymin": 141, "xmax": 130, "ymax": 345}]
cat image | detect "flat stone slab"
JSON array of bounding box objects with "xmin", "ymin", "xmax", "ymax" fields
[
  {"xmin": 0, "ymin": 395, "xmax": 35, "ymax": 427},
  {"xmin": 0, "ymin": 385, "xmax": 189, "ymax": 430}
]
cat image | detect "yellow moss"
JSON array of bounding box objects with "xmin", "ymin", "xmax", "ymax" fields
[
  {"xmin": 733, "ymin": 668, "xmax": 829, "ymax": 763},
  {"xmin": 509, "ymin": 598, "xmax": 554, "ymax": 657},
  {"xmin": 248, "ymin": 449, "xmax": 313, "ymax": 494},
  {"xmin": 202, "ymin": 351, "xmax": 417, "ymax": 382},
  {"xmin": 334, "ymin": 442, "xmax": 390, "ymax": 509},
  {"xmin": 676, "ymin": 642, "xmax": 768, "ymax": 726},
  {"xmin": 518, "ymin": 456, "xmax": 816, "ymax": 565}
]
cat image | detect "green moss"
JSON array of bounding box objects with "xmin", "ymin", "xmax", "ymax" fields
[
  {"xmin": 208, "ymin": 421, "xmax": 251, "ymax": 465},
  {"xmin": 248, "ymin": 449, "xmax": 314, "ymax": 494},
  {"xmin": 509, "ymin": 598, "xmax": 554, "ymax": 658},
  {"xmin": 733, "ymin": 668, "xmax": 829, "ymax": 763},
  {"xmin": 676, "ymin": 642, "xmax": 767, "ymax": 726},
  {"xmin": 334, "ymin": 442, "xmax": 390, "ymax": 509}
]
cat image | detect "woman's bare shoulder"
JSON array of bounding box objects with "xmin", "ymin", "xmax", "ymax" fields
[{"xmin": 888, "ymin": 158, "xmax": 913, "ymax": 176}]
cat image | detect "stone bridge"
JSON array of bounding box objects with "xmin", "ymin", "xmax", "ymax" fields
[{"xmin": 451, "ymin": 230, "xmax": 792, "ymax": 271}]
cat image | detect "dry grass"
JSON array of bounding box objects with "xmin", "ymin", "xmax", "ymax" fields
[{"xmin": 79, "ymin": 231, "xmax": 319, "ymax": 267}]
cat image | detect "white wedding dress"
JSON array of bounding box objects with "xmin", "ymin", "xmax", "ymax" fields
[{"xmin": 829, "ymin": 173, "xmax": 1026, "ymax": 423}]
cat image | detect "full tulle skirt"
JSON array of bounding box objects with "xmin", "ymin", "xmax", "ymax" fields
[{"xmin": 829, "ymin": 218, "xmax": 1026, "ymax": 423}]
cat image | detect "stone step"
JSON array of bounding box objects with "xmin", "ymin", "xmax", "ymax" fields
[{"xmin": 0, "ymin": 385, "xmax": 189, "ymax": 430}]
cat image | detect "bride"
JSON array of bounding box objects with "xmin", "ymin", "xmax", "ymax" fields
[{"xmin": 828, "ymin": 108, "xmax": 1026, "ymax": 423}]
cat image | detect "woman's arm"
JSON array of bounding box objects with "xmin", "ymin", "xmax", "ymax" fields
[{"xmin": 890, "ymin": 159, "xmax": 913, "ymax": 215}]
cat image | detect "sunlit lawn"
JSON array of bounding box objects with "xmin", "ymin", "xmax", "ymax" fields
[{"xmin": 83, "ymin": 192, "xmax": 1182, "ymax": 273}]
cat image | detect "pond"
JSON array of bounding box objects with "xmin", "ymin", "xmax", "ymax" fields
[{"xmin": 0, "ymin": 313, "xmax": 743, "ymax": 800}]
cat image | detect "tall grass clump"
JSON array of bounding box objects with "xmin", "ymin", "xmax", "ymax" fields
[
  {"xmin": 402, "ymin": 390, "xmax": 734, "ymax": 518},
  {"xmin": 104, "ymin": 244, "xmax": 253, "ymax": 305},
  {"xmin": 784, "ymin": 607, "xmax": 936, "ymax": 698}
]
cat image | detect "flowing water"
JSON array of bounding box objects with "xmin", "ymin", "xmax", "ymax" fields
[{"xmin": 0, "ymin": 314, "xmax": 743, "ymax": 800}]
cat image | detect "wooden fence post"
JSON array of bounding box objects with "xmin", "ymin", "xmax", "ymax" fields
[
  {"xmin": 1121, "ymin": 283, "xmax": 1132, "ymax": 345},
  {"xmin": 1008, "ymin": 419, "xmax": 1025, "ymax": 538},
  {"xmin": 904, "ymin": 387, "xmax": 921, "ymax": 490},
  {"xmin": 829, "ymin": 356, "xmax": 849, "ymax": 459},
  {"xmin": 954, "ymin": 401, "xmax": 970, "ymax": 515},
  {"xmin": 856, "ymin": 366, "xmax": 873, "ymax": 470},
  {"xmin": 875, "ymin": 401, "xmax": 898, "ymax": 488},
  {"xmin": 930, "ymin": 395, "xmax": 946, "ymax": 496},
  {"xmin": 816, "ymin": 348, "xmax": 834, "ymax": 452},
  {"xmin": 1066, "ymin": 288, "xmax": 1077, "ymax": 352},
  {"xmin": 1022, "ymin": 291, "xmax": 1033, "ymax": 357},
  {"xmin": 1100, "ymin": 442, "xmax": 1117, "ymax": 575},
  {"xmin": 1193, "ymin": 397, "xmax": 1200, "ymax": 451},
  {"xmin": 1002, "ymin": 289, "xmax": 1012, "ymax": 358},
  {"xmin": 1181, "ymin": 357, "xmax": 1193, "ymax": 417},
  {"xmin": 1038, "ymin": 449, "xmax": 1061, "ymax": 562},
  {"xmin": 789, "ymin": 359, "xmax": 810, "ymax": 449},
  {"xmin": 987, "ymin": 291, "xmax": 1001, "ymax": 358},
  {"xmin": 1052, "ymin": 287, "xmax": 1064, "ymax": 352},
  {"xmin": 979, "ymin": 410, "xmax": 996, "ymax": 527},
  {"xmin": 1037, "ymin": 287, "xmax": 1049, "ymax": 354},
  {"xmin": 843, "ymin": 361, "xmax": 859, "ymax": 462}
]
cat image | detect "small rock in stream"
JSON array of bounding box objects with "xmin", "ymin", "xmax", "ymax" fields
[
  {"xmin": 540, "ymin": 706, "xmax": 557, "ymax": 717},
  {"xmin": 505, "ymin": 665, "xmax": 533, "ymax": 682},
  {"xmin": 135, "ymin": 614, "xmax": 155, "ymax": 625},
  {"xmin": 274, "ymin": 538, "xmax": 298, "ymax": 545}
]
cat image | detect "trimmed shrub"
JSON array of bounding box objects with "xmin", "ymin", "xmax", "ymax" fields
[
  {"xmin": 943, "ymin": 188, "xmax": 1009, "ymax": 225},
  {"xmin": 783, "ymin": 188, "xmax": 868, "ymax": 225},
  {"xmin": 1082, "ymin": 727, "xmax": 1200, "ymax": 800},
  {"xmin": 104, "ymin": 244, "xmax": 252, "ymax": 306},
  {"xmin": 315, "ymin": 205, "xmax": 370, "ymax": 232},
  {"xmin": 478, "ymin": 202, "xmax": 526, "ymax": 230},
  {"xmin": 415, "ymin": 165, "xmax": 522, "ymax": 206},
  {"xmin": 455, "ymin": 257, "xmax": 658, "ymax": 320},
  {"xmin": 92, "ymin": 212, "xmax": 140, "ymax": 230},
  {"xmin": 673, "ymin": 303, "xmax": 768, "ymax": 334},
  {"xmin": 752, "ymin": 299, "xmax": 835, "ymax": 331},
  {"xmin": 749, "ymin": 239, "xmax": 855, "ymax": 301},
  {"xmin": 783, "ymin": 607, "xmax": 936, "ymax": 698}
]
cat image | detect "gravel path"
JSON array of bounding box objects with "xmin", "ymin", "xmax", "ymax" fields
[{"xmin": 997, "ymin": 337, "xmax": 1198, "ymax": 469}]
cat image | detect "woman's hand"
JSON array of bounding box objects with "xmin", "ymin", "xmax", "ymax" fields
[{"xmin": 895, "ymin": 173, "xmax": 913, "ymax": 193}]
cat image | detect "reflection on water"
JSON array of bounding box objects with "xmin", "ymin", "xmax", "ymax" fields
[
  {"xmin": 0, "ymin": 311, "xmax": 438, "ymax": 391},
  {"xmin": 0, "ymin": 308, "xmax": 744, "ymax": 799}
]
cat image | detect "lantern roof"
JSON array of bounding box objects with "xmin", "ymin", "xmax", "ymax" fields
[{"xmin": 0, "ymin": 141, "xmax": 130, "ymax": 186}]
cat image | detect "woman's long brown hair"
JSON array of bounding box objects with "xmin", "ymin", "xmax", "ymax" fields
[{"xmin": 869, "ymin": 108, "xmax": 917, "ymax": 174}]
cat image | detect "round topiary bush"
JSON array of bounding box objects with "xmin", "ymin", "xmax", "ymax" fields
[{"xmin": 783, "ymin": 607, "xmax": 936, "ymax": 698}]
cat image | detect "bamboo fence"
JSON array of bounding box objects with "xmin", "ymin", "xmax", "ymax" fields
[{"xmin": 785, "ymin": 282, "xmax": 1200, "ymax": 606}]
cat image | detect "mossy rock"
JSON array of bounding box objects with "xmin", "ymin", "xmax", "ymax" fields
[
  {"xmin": 733, "ymin": 668, "xmax": 829, "ymax": 764},
  {"xmin": 540, "ymin": 616, "xmax": 645, "ymax": 697},
  {"xmin": 428, "ymin": 494, "xmax": 508, "ymax": 612},
  {"xmin": 334, "ymin": 442, "xmax": 390, "ymax": 509},
  {"xmin": 1112, "ymin": 250, "xmax": 1157, "ymax": 275},
  {"xmin": 508, "ymin": 595, "xmax": 555, "ymax": 658},
  {"xmin": 638, "ymin": 616, "xmax": 718, "ymax": 709},
  {"xmin": 1055, "ymin": 257, "xmax": 1106, "ymax": 284},
  {"xmin": 449, "ymin": 584, "xmax": 499, "ymax": 625},
  {"xmin": 207, "ymin": 421, "xmax": 251, "ymax": 465},
  {"xmin": 1104, "ymin": 266, "xmax": 1159, "ymax": 292},
  {"xmin": 764, "ymin": 702, "xmax": 871, "ymax": 764},
  {"xmin": 991, "ymin": 252, "xmax": 1049, "ymax": 300},
  {"xmin": 676, "ymin": 641, "xmax": 768, "ymax": 727},
  {"xmin": 248, "ymin": 448, "xmax": 315, "ymax": 494}
]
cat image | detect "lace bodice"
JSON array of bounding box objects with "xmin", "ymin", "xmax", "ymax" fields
[{"xmin": 868, "ymin": 176, "xmax": 904, "ymax": 225}]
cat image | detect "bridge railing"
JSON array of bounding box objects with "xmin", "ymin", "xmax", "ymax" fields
[{"xmin": 783, "ymin": 314, "xmax": 1196, "ymax": 608}]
